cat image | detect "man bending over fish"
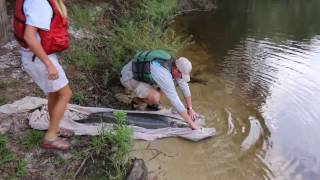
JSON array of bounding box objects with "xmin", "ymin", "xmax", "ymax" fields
[{"xmin": 120, "ymin": 49, "xmax": 199, "ymax": 130}]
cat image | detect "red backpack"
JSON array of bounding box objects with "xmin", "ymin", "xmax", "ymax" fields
[{"xmin": 14, "ymin": 0, "xmax": 69, "ymax": 55}]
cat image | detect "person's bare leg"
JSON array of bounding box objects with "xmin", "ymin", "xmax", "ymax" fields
[
  {"xmin": 45, "ymin": 85, "xmax": 72, "ymax": 140},
  {"xmin": 142, "ymin": 89, "xmax": 161, "ymax": 105},
  {"xmin": 157, "ymin": 88, "xmax": 164, "ymax": 106},
  {"xmin": 48, "ymin": 92, "xmax": 58, "ymax": 121},
  {"xmin": 48, "ymin": 92, "xmax": 69, "ymax": 136}
]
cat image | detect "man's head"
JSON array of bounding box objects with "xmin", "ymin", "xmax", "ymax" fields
[{"xmin": 172, "ymin": 57, "xmax": 192, "ymax": 82}]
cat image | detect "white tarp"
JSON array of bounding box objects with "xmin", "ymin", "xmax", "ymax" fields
[{"xmin": 0, "ymin": 96, "xmax": 215, "ymax": 141}]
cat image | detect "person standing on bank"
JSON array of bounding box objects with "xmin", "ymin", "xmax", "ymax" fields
[
  {"xmin": 120, "ymin": 50, "xmax": 199, "ymax": 130},
  {"xmin": 14, "ymin": 0, "xmax": 73, "ymax": 150}
]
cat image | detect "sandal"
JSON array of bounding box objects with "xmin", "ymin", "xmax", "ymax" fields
[
  {"xmin": 41, "ymin": 137, "xmax": 71, "ymax": 151},
  {"xmin": 57, "ymin": 128, "xmax": 74, "ymax": 138}
]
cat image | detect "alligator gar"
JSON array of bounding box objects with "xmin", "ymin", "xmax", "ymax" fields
[{"xmin": 77, "ymin": 111, "xmax": 189, "ymax": 129}]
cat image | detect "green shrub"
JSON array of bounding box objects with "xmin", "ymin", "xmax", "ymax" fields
[
  {"xmin": 0, "ymin": 96, "xmax": 8, "ymax": 106},
  {"xmin": 66, "ymin": 0, "xmax": 185, "ymax": 90},
  {"xmin": 72, "ymin": 92, "xmax": 88, "ymax": 105},
  {"xmin": 69, "ymin": 5, "xmax": 93, "ymax": 29},
  {"xmin": 90, "ymin": 111, "xmax": 132, "ymax": 179},
  {"xmin": 108, "ymin": 19, "xmax": 186, "ymax": 71},
  {"xmin": 21, "ymin": 130, "xmax": 44, "ymax": 150},
  {"xmin": 140, "ymin": 0, "xmax": 178, "ymax": 25},
  {"xmin": 15, "ymin": 160, "xmax": 28, "ymax": 177},
  {"xmin": 0, "ymin": 135, "xmax": 14, "ymax": 170},
  {"xmin": 0, "ymin": 80, "xmax": 6, "ymax": 89}
]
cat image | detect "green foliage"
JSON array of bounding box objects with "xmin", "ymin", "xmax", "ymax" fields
[
  {"xmin": 66, "ymin": 0, "xmax": 185, "ymax": 90},
  {"xmin": 90, "ymin": 111, "xmax": 132, "ymax": 179},
  {"xmin": 0, "ymin": 80, "xmax": 20, "ymax": 105},
  {"xmin": 91, "ymin": 128, "xmax": 110, "ymax": 156},
  {"xmin": 111, "ymin": 112, "xmax": 132, "ymax": 164},
  {"xmin": 64, "ymin": 36, "xmax": 111, "ymax": 89},
  {"xmin": 0, "ymin": 80, "xmax": 6, "ymax": 89},
  {"xmin": 69, "ymin": 5, "xmax": 93, "ymax": 29},
  {"xmin": 72, "ymin": 92, "xmax": 88, "ymax": 105},
  {"xmin": 21, "ymin": 130, "xmax": 44, "ymax": 150},
  {"xmin": 0, "ymin": 80, "xmax": 19, "ymax": 89},
  {"xmin": 0, "ymin": 136, "xmax": 28, "ymax": 177},
  {"xmin": 141, "ymin": 0, "xmax": 178, "ymax": 25},
  {"xmin": 15, "ymin": 160, "xmax": 28, "ymax": 177},
  {"xmin": 0, "ymin": 96, "xmax": 8, "ymax": 106},
  {"xmin": 108, "ymin": 20, "xmax": 186, "ymax": 71},
  {"xmin": 65, "ymin": 38, "xmax": 103, "ymax": 69},
  {"xmin": 0, "ymin": 135, "xmax": 14, "ymax": 170},
  {"xmin": 108, "ymin": 0, "xmax": 185, "ymax": 76}
]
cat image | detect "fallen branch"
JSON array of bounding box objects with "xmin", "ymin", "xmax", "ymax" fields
[
  {"xmin": 148, "ymin": 151, "xmax": 162, "ymax": 161},
  {"xmin": 131, "ymin": 148, "xmax": 177, "ymax": 159},
  {"xmin": 74, "ymin": 155, "xmax": 90, "ymax": 178}
]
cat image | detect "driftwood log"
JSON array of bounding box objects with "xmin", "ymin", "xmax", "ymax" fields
[{"xmin": 126, "ymin": 159, "xmax": 148, "ymax": 180}]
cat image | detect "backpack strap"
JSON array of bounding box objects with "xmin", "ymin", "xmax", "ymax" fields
[
  {"xmin": 46, "ymin": 0, "xmax": 55, "ymax": 21},
  {"xmin": 138, "ymin": 51, "xmax": 151, "ymax": 81}
]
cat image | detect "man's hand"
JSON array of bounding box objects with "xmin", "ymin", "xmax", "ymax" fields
[
  {"xmin": 47, "ymin": 63, "xmax": 59, "ymax": 80},
  {"xmin": 188, "ymin": 108, "xmax": 197, "ymax": 121},
  {"xmin": 180, "ymin": 110, "xmax": 199, "ymax": 130},
  {"xmin": 190, "ymin": 122, "xmax": 200, "ymax": 130}
]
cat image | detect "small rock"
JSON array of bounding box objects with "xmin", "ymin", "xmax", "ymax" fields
[
  {"xmin": 27, "ymin": 78, "xmax": 34, "ymax": 83},
  {"xmin": 68, "ymin": 26, "xmax": 94, "ymax": 40},
  {"xmin": 0, "ymin": 121, "xmax": 12, "ymax": 134},
  {"xmin": 57, "ymin": 151, "xmax": 73, "ymax": 160},
  {"xmin": 2, "ymin": 40, "xmax": 19, "ymax": 50}
]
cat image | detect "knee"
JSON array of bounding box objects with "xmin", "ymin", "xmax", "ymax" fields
[
  {"xmin": 66, "ymin": 89, "xmax": 73, "ymax": 99},
  {"xmin": 58, "ymin": 87, "xmax": 72, "ymax": 101}
]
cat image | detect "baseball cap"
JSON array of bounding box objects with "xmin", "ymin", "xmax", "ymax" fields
[{"xmin": 175, "ymin": 57, "xmax": 192, "ymax": 82}]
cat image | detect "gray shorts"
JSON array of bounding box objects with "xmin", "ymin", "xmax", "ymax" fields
[{"xmin": 21, "ymin": 49, "xmax": 69, "ymax": 95}]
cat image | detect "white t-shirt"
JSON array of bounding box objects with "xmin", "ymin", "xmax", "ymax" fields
[
  {"xmin": 22, "ymin": 0, "xmax": 53, "ymax": 54},
  {"xmin": 24, "ymin": 0, "xmax": 53, "ymax": 31}
]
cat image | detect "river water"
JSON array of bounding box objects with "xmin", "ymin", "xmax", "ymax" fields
[{"xmin": 132, "ymin": 0, "xmax": 320, "ymax": 179}]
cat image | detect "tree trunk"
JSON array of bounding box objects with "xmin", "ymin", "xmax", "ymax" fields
[{"xmin": 0, "ymin": 0, "xmax": 9, "ymax": 43}]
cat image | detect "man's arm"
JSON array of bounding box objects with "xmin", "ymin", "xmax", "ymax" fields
[
  {"xmin": 177, "ymin": 79, "xmax": 197, "ymax": 120},
  {"xmin": 150, "ymin": 63, "xmax": 199, "ymax": 130},
  {"xmin": 184, "ymin": 96, "xmax": 197, "ymax": 120}
]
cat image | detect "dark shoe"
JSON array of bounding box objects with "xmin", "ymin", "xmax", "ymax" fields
[{"xmin": 146, "ymin": 104, "xmax": 163, "ymax": 111}]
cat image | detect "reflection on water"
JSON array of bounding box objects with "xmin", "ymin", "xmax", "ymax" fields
[{"xmin": 132, "ymin": 0, "xmax": 320, "ymax": 179}]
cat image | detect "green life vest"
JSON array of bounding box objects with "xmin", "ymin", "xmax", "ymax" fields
[{"xmin": 132, "ymin": 50, "xmax": 173, "ymax": 85}]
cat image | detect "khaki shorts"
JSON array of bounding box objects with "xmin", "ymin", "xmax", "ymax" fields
[
  {"xmin": 21, "ymin": 49, "xmax": 69, "ymax": 95},
  {"xmin": 120, "ymin": 78, "xmax": 153, "ymax": 98}
]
